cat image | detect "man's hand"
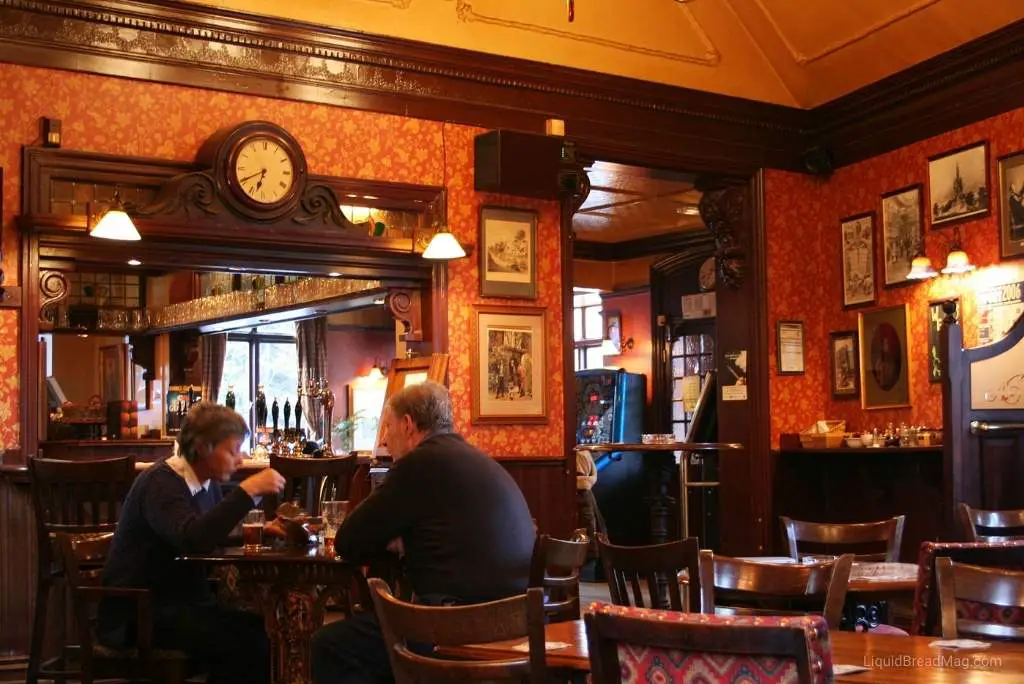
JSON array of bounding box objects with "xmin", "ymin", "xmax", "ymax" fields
[
  {"xmin": 263, "ymin": 517, "xmax": 289, "ymax": 538},
  {"xmin": 239, "ymin": 468, "xmax": 285, "ymax": 499}
]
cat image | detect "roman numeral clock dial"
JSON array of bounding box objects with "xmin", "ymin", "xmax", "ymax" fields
[{"xmin": 234, "ymin": 137, "xmax": 295, "ymax": 205}]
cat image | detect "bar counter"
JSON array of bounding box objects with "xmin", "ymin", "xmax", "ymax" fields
[{"xmin": 39, "ymin": 438, "xmax": 176, "ymax": 462}]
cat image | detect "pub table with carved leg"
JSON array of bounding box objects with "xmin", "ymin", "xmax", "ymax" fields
[{"xmin": 180, "ymin": 547, "xmax": 374, "ymax": 684}]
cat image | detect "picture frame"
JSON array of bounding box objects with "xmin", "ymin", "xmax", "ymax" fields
[
  {"xmin": 997, "ymin": 150, "xmax": 1024, "ymax": 259},
  {"xmin": 829, "ymin": 331, "xmax": 860, "ymax": 399},
  {"xmin": 375, "ymin": 353, "xmax": 450, "ymax": 448},
  {"xmin": 98, "ymin": 343, "xmax": 127, "ymax": 403},
  {"xmin": 928, "ymin": 297, "xmax": 959, "ymax": 383},
  {"xmin": 479, "ymin": 206, "xmax": 538, "ymax": 299},
  {"xmin": 840, "ymin": 213, "xmax": 876, "ymax": 308},
  {"xmin": 604, "ymin": 310, "xmax": 622, "ymax": 354},
  {"xmin": 858, "ymin": 304, "xmax": 911, "ymax": 410},
  {"xmin": 880, "ymin": 185, "xmax": 924, "ymax": 287},
  {"xmin": 471, "ymin": 305, "xmax": 547, "ymax": 424},
  {"xmin": 776, "ymin": 320, "xmax": 805, "ymax": 375},
  {"xmin": 928, "ymin": 141, "xmax": 990, "ymax": 228}
]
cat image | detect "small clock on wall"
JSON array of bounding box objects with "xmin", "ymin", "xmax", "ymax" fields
[
  {"xmin": 698, "ymin": 256, "xmax": 716, "ymax": 291},
  {"xmin": 200, "ymin": 121, "xmax": 308, "ymax": 221}
]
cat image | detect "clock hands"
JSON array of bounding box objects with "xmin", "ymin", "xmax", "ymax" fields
[{"xmin": 239, "ymin": 168, "xmax": 267, "ymax": 184}]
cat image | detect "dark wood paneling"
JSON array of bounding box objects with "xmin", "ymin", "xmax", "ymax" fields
[
  {"xmin": 772, "ymin": 449, "xmax": 944, "ymax": 563},
  {"xmin": 498, "ymin": 458, "xmax": 575, "ymax": 541},
  {"xmin": 575, "ymin": 231, "xmax": 715, "ymax": 262},
  {"xmin": 0, "ymin": 466, "xmax": 36, "ymax": 656}
]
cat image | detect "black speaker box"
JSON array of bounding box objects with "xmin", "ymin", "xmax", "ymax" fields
[{"xmin": 474, "ymin": 130, "xmax": 566, "ymax": 200}]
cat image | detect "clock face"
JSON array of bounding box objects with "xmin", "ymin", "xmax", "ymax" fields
[
  {"xmin": 233, "ymin": 137, "xmax": 295, "ymax": 205},
  {"xmin": 699, "ymin": 257, "xmax": 716, "ymax": 291}
]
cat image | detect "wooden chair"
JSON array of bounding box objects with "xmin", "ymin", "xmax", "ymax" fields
[
  {"xmin": 698, "ymin": 550, "xmax": 853, "ymax": 629},
  {"xmin": 781, "ymin": 515, "xmax": 905, "ymax": 561},
  {"xmin": 54, "ymin": 531, "xmax": 191, "ymax": 684},
  {"xmin": 269, "ymin": 454, "xmax": 356, "ymax": 516},
  {"xmin": 27, "ymin": 456, "xmax": 136, "ymax": 684},
  {"xmin": 958, "ymin": 503, "xmax": 1024, "ymax": 542},
  {"xmin": 529, "ymin": 533, "xmax": 590, "ymax": 623},
  {"xmin": 936, "ymin": 557, "xmax": 1024, "ymax": 641},
  {"xmin": 368, "ymin": 577, "xmax": 547, "ymax": 684},
  {"xmin": 596, "ymin": 532, "xmax": 700, "ymax": 612},
  {"xmin": 585, "ymin": 602, "xmax": 834, "ymax": 684}
]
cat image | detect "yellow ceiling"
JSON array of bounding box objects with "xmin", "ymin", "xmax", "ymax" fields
[{"xmin": 190, "ymin": 0, "xmax": 1024, "ymax": 107}]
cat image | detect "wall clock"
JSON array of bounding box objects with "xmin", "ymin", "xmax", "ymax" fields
[{"xmin": 200, "ymin": 121, "xmax": 308, "ymax": 221}]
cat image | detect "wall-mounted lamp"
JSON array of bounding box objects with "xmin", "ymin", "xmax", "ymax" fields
[
  {"xmin": 905, "ymin": 226, "xmax": 974, "ymax": 280},
  {"xmin": 89, "ymin": 190, "xmax": 141, "ymax": 241},
  {"xmin": 600, "ymin": 334, "xmax": 634, "ymax": 356},
  {"xmin": 423, "ymin": 123, "xmax": 467, "ymax": 261}
]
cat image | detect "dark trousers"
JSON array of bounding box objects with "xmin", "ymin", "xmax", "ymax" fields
[{"xmin": 152, "ymin": 602, "xmax": 270, "ymax": 684}]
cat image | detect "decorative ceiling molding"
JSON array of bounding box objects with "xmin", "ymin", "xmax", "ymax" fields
[
  {"xmin": 452, "ymin": 0, "xmax": 720, "ymax": 66},
  {"xmin": 752, "ymin": 0, "xmax": 942, "ymax": 66},
  {"xmin": 363, "ymin": 0, "xmax": 413, "ymax": 7}
]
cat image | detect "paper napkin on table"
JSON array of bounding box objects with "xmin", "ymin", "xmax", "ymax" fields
[
  {"xmin": 833, "ymin": 664, "xmax": 870, "ymax": 675},
  {"xmin": 928, "ymin": 639, "xmax": 992, "ymax": 650},
  {"xmin": 510, "ymin": 641, "xmax": 571, "ymax": 652}
]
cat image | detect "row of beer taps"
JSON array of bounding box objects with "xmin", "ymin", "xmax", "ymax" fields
[{"xmin": 253, "ymin": 375, "xmax": 336, "ymax": 455}]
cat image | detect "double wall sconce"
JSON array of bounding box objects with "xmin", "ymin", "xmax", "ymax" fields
[
  {"xmin": 88, "ymin": 190, "xmax": 141, "ymax": 241},
  {"xmin": 907, "ymin": 226, "xmax": 975, "ymax": 280}
]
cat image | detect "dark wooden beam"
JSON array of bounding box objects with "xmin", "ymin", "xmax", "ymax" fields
[{"xmin": 575, "ymin": 231, "xmax": 715, "ymax": 262}]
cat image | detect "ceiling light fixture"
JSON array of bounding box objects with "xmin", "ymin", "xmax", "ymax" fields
[
  {"xmin": 423, "ymin": 122, "xmax": 467, "ymax": 261},
  {"xmin": 127, "ymin": 259, "xmax": 142, "ymax": 266},
  {"xmin": 328, "ymin": 271, "xmax": 342, "ymax": 278},
  {"xmin": 89, "ymin": 190, "xmax": 141, "ymax": 241}
]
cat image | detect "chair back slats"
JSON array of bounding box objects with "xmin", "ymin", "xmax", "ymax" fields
[
  {"xmin": 269, "ymin": 454, "xmax": 355, "ymax": 516},
  {"xmin": 958, "ymin": 503, "xmax": 1024, "ymax": 542},
  {"xmin": 30, "ymin": 457, "xmax": 136, "ymax": 546},
  {"xmin": 596, "ymin": 533, "xmax": 700, "ymax": 612},
  {"xmin": 529, "ymin": 533, "xmax": 590, "ymax": 623},
  {"xmin": 368, "ymin": 578, "xmax": 547, "ymax": 684},
  {"xmin": 699, "ymin": 550, "xmax": 853, "ymax": 630},
  {"xmin": 781, "ymin": 515, "xmax": 905, "ymax": 562},
  {"xmin": 937, "ymin": 557, "xmax": 1024, "ymax": 641}
]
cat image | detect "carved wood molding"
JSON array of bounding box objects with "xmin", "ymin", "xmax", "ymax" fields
[
  {"xmin": 698, "ymin": 185, "xmax": 746, "ymax": 290},
  {"xmin": 385, "ymin": 287, "xmax": 423, "ymax": 343},
  {"xmin": 38, "ymin": 269, "xmax": 68, "ymax": 325}
]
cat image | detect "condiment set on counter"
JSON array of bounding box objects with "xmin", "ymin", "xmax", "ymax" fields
[{"xmin": 843, "ymin": 422, "xmax": 941, "ymax": 448}]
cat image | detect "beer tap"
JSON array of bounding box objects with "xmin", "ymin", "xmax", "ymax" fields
[{"xmin": 271, "ymin": 397, "xmax": 280, "ymax": 443}]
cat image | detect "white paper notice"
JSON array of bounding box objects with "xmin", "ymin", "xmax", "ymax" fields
[
  {"xmin": 680, "ymin": 375, "xmax": 701, "ymax": 412},
  {"xmin": 682, "ymin": 293, "xmax": 716, "ymax": 320}
]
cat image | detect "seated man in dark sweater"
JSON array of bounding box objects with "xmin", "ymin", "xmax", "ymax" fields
[
  {"xmin": 311, "ymin": 380, "xmax": 536, "ymax": 684},
  {"xmin": 99, "ymin": 403, "xmax": 285, "ymax": 684}
]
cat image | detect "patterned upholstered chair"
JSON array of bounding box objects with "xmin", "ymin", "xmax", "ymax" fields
[
  {"xmin": 584, "ymin": 602, "xmax": 833, "ymax": 684},
  {"xmin": 936, "ymin": 558, "xmax": 1024, "ymax": 640},
  {"xmin": 910, "ymin": 540, "xmax": 1024, "ymax": 635}
]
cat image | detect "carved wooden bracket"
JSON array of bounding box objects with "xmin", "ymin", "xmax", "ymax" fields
[
  {"xmin": 386, "ymin": 287, "xmax": 423, "ymax": 343},
  {"xmin": 39, "ymin": 269, "xmax": 68, "ymax": 325},
  {"xmin": 698, "ymin": 186, "xmax": 747, "ymax": 289}
]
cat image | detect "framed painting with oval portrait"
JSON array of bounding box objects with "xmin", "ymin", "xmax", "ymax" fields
[{"xmin": 858, "ymin": 304, "xmax": 911, "ymax": 410}]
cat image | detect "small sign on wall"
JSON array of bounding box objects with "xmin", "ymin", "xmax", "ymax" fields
[
  {"xmin": 722, "ymin": 349, "xmax": 748, "ymax": 402},
  {"xmin": 682, "ymin": 292, "xmax": 716, "ymax": 320}
]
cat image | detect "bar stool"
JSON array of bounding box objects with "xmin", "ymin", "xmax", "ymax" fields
[{"xmin": 27, "ymin": 456, "xmax": 136, "ymax": 684}]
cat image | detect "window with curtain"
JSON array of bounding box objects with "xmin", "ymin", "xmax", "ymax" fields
[
  {"xmin": 219, "ymin": 321, "xmax": 306, "ymax": 442},
  {"xmin": 573, "ymin": 288, "xmax": 605, "ymax": 370}
]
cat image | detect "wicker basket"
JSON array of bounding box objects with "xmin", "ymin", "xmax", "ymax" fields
[{"xmin": 799, "ymin": 420, "xmax": 847, "ymax": 448}]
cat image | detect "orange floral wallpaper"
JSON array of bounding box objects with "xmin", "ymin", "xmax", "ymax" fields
[
  {"xmin": 767, "ymin": 107, "xmax": 1024, "ymax": 446},
  {"xmin": 0, "ymin": 63, "xmax": 563, "ymax": 457}
]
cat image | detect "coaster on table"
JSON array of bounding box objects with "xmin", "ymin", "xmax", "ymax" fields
[
  {"xmin": 510, "ymin": 641, "xmax": 571, "ymax": 652},
  {"xmin": 833, "ymin": 664, "xmax": 870, "ymax": 675},
  {"xmin": 928, "ymin": 639, "xmax": 992, "ymax": 650}
]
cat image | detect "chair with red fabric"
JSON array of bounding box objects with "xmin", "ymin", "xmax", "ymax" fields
[
  {"xmin": 936, "ymin": 558, "xmax": 1024, "ymax": 641},
  {"xmin": 584, "ymin": 602, "xmax": 833, "ymax": 684}
]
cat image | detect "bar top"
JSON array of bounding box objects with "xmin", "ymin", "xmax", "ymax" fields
[
  {"xmin": 40, "ymin": 439, "xmax": 177, "ymax": 447},
  {"xmin": 577, "ymin": 442, "xmax": 744, "ymax": 453},
  {"xmin": 774, "ymin": 446, "xmax": 943, "ymax": 455}
]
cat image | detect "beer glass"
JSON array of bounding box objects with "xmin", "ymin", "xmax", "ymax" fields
[
  {"xmin": 321, "ymin": 500, "xmax": 349, "ymax": 554},
  {"xmin": 242, "ymin": 509, "xmax": 265, "ymax": 551}
]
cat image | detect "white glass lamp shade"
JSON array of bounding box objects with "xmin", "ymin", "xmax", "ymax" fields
[
  {"xmin": 906, "ymin": 254, "xmax": 937, "ymax": 280},
  {"xmin": 599, "ymin": 339, "xmax": 620, "ymax": 357},
  {"xmin": 422, "ymin": 231, "xmax": 466, "ymax": 260},
  {"xmin": 90, "ymin": 207, "xmax": 141, "ymax": 241},
  {"xmin": 941, "ymin": 248, "xmax": 975, "ymax": 275}
]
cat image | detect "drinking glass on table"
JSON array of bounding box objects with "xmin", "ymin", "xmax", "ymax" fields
[
  {"xmin": 242, "ymin": 509, "xmax": 265, "ymax": 551},
  {"xmin": 321, "ymin": 500, "xmax": 349, "ymax": 553}
]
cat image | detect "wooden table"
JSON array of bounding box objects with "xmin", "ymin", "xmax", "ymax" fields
[
  {"xmin": 180, "ymin": 546, "xmax": 370, "ymax": 684},
  {"xmin": 445, "ymin": 619, "xmax": 1024, "ymax": 682}
]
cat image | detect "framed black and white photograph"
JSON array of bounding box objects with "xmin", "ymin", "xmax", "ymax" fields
[
  {"xmin": 840, "ymin": 213, "xmax": 875, "ymax": 308},
  {"xmin": 829, "ymin": 331, "xmax": 859, "ymax": 399},
  {"xmin": 928, "ymin": 141, "xmax": 990, "ymax": 228},
  {"xmin": 997, "ymin": 150, "xmax": 1024, "ymax": 259},
  {"xmin": 880, "ymin": 185, "xmax": 923, "ymax": 287},
  {"xmin": 776, "ymin": 320, "xmax": 805, "ymax": 375},
  {"xmin": 471, "ymin": 306, "xmax": 547, "ymax": 424},
  {"xmin": 479, "ymin": 206, "xmax": 537, "ymax": 299}
]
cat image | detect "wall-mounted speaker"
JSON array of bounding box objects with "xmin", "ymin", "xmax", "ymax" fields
[
  {"xmin": 474, "ymin": 130, "xmax": 567, "ymax": 199},
  {"xmin": 802, "ymin": 146, "xmax": 834, "ymax": 178}
]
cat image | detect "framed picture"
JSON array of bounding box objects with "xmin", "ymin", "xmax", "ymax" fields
[
  {"xmin": 375, "ymin": 353, "xmax": 450, "ymax": 448},
  {"xmin": 840, "ymin": 213, "xmax": 876, "ymax": 308},
  {"xmin": 880, "ymin": 185, "xmax": 923, "ymax": 287},
  {"xmin": 776, "ymin": 320, "xmax": 805, "ymax": 375},
  {"xmin": 928, "ymin": 141, "xmax": 990, "ymax": 228},
  {"xmin": 98, "ymin": 344, "xmax": 127, "ymax": 402},
  {"xmin": 858, "ymin": 304, "xmax": 911, "ymax": 410},
  {"xmin": 604, "ymin": 310, "xmax": 622, "ymax": 354},
  {"xmin": 829, "ymin": 331, "xmax": 860, "ymax": 399},
  {"xmin": 928, "ymin": 297, "xmax": 959, "ymax": 383},
  {"xmin": 479, "ymin": 206, "xmax": 538, "ymax": 299},
  {"xmin": 471, "ymin": 305, "xmax": 547, "ymax": 424},
  {"xmin": 997, "ymin": 150, "xmax": 1024, "ymax": 259}
]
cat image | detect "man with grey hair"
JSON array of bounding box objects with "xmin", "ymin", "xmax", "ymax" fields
[{"xmin": 311, "ymin": 380, "xmax": 536, "ymax": 684}]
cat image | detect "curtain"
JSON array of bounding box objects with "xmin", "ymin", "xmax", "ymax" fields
[
  {"xmin": 200, "ymin": 333, "xmax": 227, "ymax": 406},
  {"xmin": 297, "ymin": 317, "xmax": 328, "ymax": 440}
]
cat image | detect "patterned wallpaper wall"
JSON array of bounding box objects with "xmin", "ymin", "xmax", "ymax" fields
[
  {"xmin": 0, "ymin": 63, "xmax": 564, "ymax": 457},
  {"xmin": 766, "ymin": 107, "xmax": 1024, "ymax": 445}
]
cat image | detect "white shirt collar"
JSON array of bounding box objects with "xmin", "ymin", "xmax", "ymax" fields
[{"xmin": 166, "ymin": 452, "xmax": 211, "ymax": 495}]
